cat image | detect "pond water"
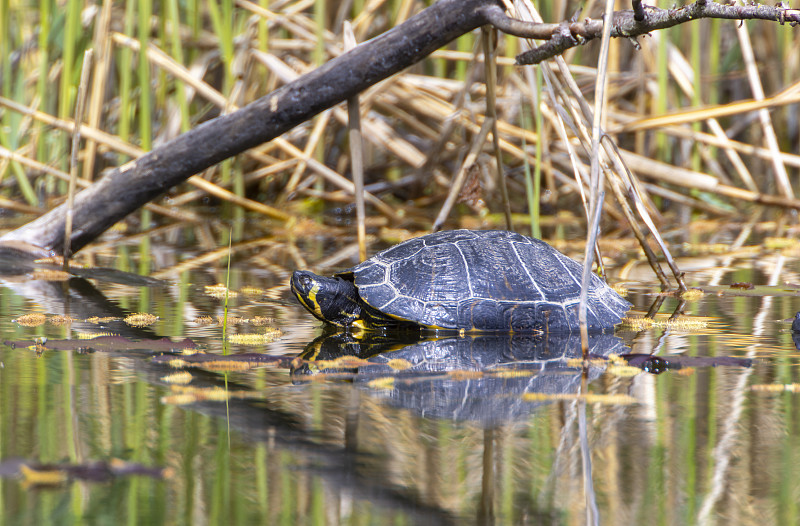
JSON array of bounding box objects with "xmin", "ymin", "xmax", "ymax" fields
[{"xmin": 0, "ymin": 241, "xmax": 798, "ymax": 525}]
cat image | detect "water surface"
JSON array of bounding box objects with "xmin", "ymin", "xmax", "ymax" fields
[{"xmin": 0, "ymin": 246, "xmax": 797, "ymax": 525}]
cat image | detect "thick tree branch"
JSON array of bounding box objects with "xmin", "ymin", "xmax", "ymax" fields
[{"xmin": 506, "ymin": 1, "xmax": 800, "ymax": 65}]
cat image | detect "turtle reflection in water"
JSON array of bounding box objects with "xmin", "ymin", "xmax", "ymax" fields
[
  {"xmin": 292, "ymin": 331, "xmax": 629, "ymax": 425},
  {"xmin": 291, "ymin": 229, "xmax": 630, "ymax": 333}
]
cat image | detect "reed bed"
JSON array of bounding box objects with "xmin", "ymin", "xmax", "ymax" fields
[{"xmin": 0, "ymin": 0, "xmax": 799, "ymax": 270}]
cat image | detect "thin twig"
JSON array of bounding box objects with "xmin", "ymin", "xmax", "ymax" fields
[{"xmin": 580, "ymin": 0, "xmax": 615, "ymax": 350}]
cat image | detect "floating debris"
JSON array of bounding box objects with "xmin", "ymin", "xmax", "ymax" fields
[
  {"xmin": 239, "ymin": 286, "xmax": 265, "ymax": 296},
  {"xmin": 447, "ymin": 370, "xmax": 484, "ymax": 380},
  {"xmin": 621, "ymin": 315, "xmax": 711, "ymax": 331},
  {"xmin": 19, "ymin": 464, "xmax": 68, "ymax": 485},
  {"xmin": 161, "ymin": 371, "xmax": 194, "ymax": 385},
  {"xmin": 86, "ymin": 316, "xmax": 120, "ymax": 324},
  {"xmin": 13, "ymin": 313, "xmax": 47, "ymax": 327},
  {"xmin": 205, "ymin": 284, "xmax": 237, "ymax": 298},
  {"xmin": 124, "ymin": 312, "xmax": 159, "ymax": 327},
  {"xmin": 567, "ymin": 353, "xmax": 629, "ymax": 369},
  {"xmin": 48, "ymin": 315, "xmax": 75, "ymax": 326},
  {"xmin": 749, "ymin": 383, "xmax": 800, "ymax": 393},
  {"xmin": 488, "ymin": 369, "xmax": 536, "ymax": 378},
  {"xmin": 367, "ymin": 377, "xmax": 395, "ymax": 390},
  {"xmin": 226, "ymin": 330, "xmax": 282, "ymax": 345},
  {"xmin": 565, "ymin": 352, "xmax": 750, "ymax": 375},
  {"xmin": 680, "ymin": 288, "xmax": 705, "ymax": 300},
  {"xmin": 31, "ymin": 269, "xmax": 71, "ymax": 281},
  {"xmin": 0, "ymin": 458, "xmax": 171, "ymax": 487},
  {"xmin": 567, "ymin": 357, "xmax": 615, "ymax": 368},
  {"xmin": 76, "ymin": 331, "xmax": 117, "ymax": 339},
  {"xmin": 729, "ymin": 282, "xmax": 755, "ymax": 290},
  {"xmin": 681, "ymin": 242, "xmax": 741, "ymax": 254},
  {"xmin": 316, "ymin": 355, "xmax": 372, "ymax": 370},
  {"xmin": 764, "ymin": 237, "xmax": 800, "ymax": 250},
  {"xmin": 161, "ymin": 385, "xmax": 261, "ymax": 405},
  {"xmin": 4, "ymin": 335, "xmax": 197, "ymax": 354},
  {"xmin": 612, "ymin": 283, "xmax": 628, "ymax": 296},
  {"xmin": 607, "ymin": 364, "xmax": 645, "ymax": 377},
  {"xmin": 522, "ymin": 392, "xmax": 636, "ymax": 405},
  {"xmin": 191, "ymin": 315, "xmax": 279, "ymax": 329},
  {"xmin": 34, "ymin": 255, "xmax": 82, "ymax": 267},
  {"xmin": 151, "ymin": 352, "xmax": 290, "ymax": 371},
  {"xmin": 217, "ymin": 315, "xmax": 244, "ymax": 326},
  {"xmin": 386, "ymin": 358, "xmax": 412, "ymax": 370}
]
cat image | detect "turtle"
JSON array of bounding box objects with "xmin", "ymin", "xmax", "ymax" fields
[{"xmin": 290, "ymin": 229, "xmax": 631, "ymax": 333}]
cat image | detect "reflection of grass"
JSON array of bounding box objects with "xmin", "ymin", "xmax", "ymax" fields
[{"xmin": 222, "ymin": 229, "xmax": 233, "ymax": 355}]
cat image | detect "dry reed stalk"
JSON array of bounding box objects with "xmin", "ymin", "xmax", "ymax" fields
[
  {"xmin": 282, "ymin": 109, "xmax": 333, "ymax": 197},
  {"xmin": 112, "ymin": 30, "xmax": 401, "ymax": 220},
  {"xmin": 395, "ymin": 90, "xmax": 542, "ymax": 170},
  {"xmin": 253, "ymin": 50, "xmax": 428, "ymax": 167},
  {"xmin": 0, "ymin": 196, "xmax": 42, "ymax": 215},
  {"xmin": 616, "ymin": 150, "xmax": 800, "ymax": 211},
  {"xmin": 0, "ymin": 145, "xmax": 74, "ymax": 183},
  {"xmin": 0, "ymin": 96, "xmax": 142, "ymax": 158},
  {"xmin": 169, "ymin": 158, "xmax": 300, "ymax": 207},
  {"xmin": 82, "ymin": 0, "xmax": 113, "ymax": 182},
  {"xmin": 430, "ymin": 49, "xmax": 517, "ymax": 67},
  {"xmin": 351, "ymin": 0, "xmax": 391, "ymax": 39},
  {"xmin": 3, "ymin": 0, "xmax": 800, "ymax": 260},
  {"xmin": 617, "ymin": 90, "xmax": 800, "ymax": 133},
  {"xmin": 343, "ymin": 21, "xmax": 368, "ymax": 262},
  {"xmin": 623, "ymin": 122, "xmax": 800, "ymax": 169},
  {"xmin": 640, "ymin": 183, "xmax": 736, "ymax": 217},
  {"xmin": 64, "ymin": 49, "xmax": 93, "ymax": 263},
  {"xmin": 311, "ymin": 235, "xmax": 380, "ymax": 270},
  {"xmin": 0, "ymin": 91, "xmax": 293, "ymax": 223},
  {"xmin": 550, "ymin": 59, "xmax": 683, "ymax": 289},
  {"xmin": 659, "ymin": 42, "xmax": 759, "ymax": 192},
  {"xmin": 482, "ymin": 27, "xmax": 513, "ymax": 229},
  {"xmin": 735, "ymin": 16, "xmax": 793, "ymax": 199},
  {"xmin": 150, "ymin": 236, "xmax": 281, "ymax": 278},
  {"xmin": 0, "ymin": 144, "xmax": 202, "ymax": 223},
  {"xmin": 432, "ymin": 116, "xmax": 495, "ymax": 231},
  {"xmin": 189, "ymin": 177, "xmax": 291, "ymax": 221}
]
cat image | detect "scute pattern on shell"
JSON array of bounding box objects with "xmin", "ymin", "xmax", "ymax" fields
[{"xmin": 347, "ymin": 230, "xmax": 630, "ymax": 332}]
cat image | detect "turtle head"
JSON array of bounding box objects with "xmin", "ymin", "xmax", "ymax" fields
[{"xmin": 290, "ymin": 270, "xmax": 363, "ymax": 327}]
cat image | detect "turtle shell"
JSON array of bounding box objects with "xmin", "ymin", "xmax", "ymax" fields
[{"xmin": 337, "ymin": 230, "xmax": 630, "ymax": 333}]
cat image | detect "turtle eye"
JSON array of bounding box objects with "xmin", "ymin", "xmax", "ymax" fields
[
  {"xmin": 298, "ymin": 274, "xmax": 313, "ymax": 291},
  {"xmin": 292, "ymin": 271, "xmax": 315, "ymax": 294}
]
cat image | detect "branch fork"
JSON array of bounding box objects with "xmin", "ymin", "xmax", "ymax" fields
[{"xmin": 485, "ymin": 0, "xmax": 800, "ymax": 65}]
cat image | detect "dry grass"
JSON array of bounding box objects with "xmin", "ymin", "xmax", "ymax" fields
[{"xmin": 1, "ymin": 0, "xmax": 798, "ymax": 273}]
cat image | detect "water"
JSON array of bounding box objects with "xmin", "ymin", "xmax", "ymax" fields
[{"xmin": 0, "ymin": 247, "xmax": 798, "ymax": 525}]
